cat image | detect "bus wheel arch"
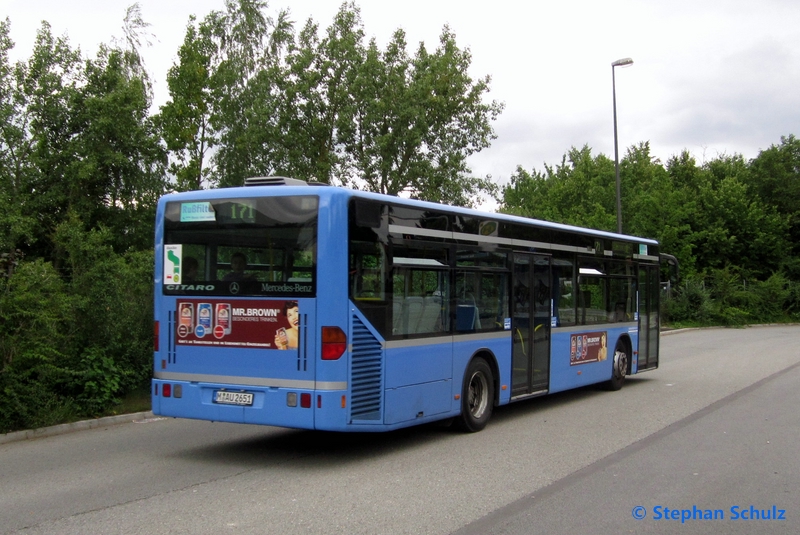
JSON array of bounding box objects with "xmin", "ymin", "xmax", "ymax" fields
[{"xmin": 456, "ymin": 352, "xmax": 497, "ymax": 432}]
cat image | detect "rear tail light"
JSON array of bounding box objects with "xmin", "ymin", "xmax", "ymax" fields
[
  {"xmin": 321, "ymin": 326, "xmax": 346, "ymax": 360},
  {"xmin": 154, "ymin": 321, "xmax": 160, "ymax": 351},
  {"xmin": 163, "ymin": 383, "xmax": 172, "ymax": 398}
]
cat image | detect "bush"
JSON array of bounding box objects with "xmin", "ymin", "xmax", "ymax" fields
[
  {"xmin": 785, "ymin": 279, "xmax": 800, "ymax": 319},
  {"xmin": 748, "ymin": 273, "xmax": 790, "ymax": 322},
  {"xmin": 55, "ymin": 216, "xmax": 154, "ymax": 393},
  {"xmin": 0, "ymin": 259, "xmax": 75, "ymax": 432},
  {"xmin": 0, "ymin": 220, "xmax": 155, "ymax": 433},
  {"xmin": 664, "ymin": 277, "xmax": 714, "ymax": 324},
  {"xmin": 76, "ymin": 346, "xmax": 127, "ymax": 414}
]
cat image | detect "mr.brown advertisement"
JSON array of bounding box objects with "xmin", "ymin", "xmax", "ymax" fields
[
  {"xmin": 569, "ymin": 331, "xmax": 608, "ymax": 366},
  {"xmin": 176, "ymin": 299, "xmax": 299, "ymax": 350}
]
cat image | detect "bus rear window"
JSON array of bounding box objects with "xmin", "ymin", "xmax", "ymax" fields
[{"xmin": 162, "ymin": 196, "xmax": 318, "ymax": 297}]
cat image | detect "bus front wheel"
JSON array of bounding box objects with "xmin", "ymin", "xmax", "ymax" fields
[
  {"xmin": 456, "ymin": 357, "xmax": 494, "ymax": 432},
  {"xmin": 606, "ymin": 342, "xmax": 628, "ymax": 391}
]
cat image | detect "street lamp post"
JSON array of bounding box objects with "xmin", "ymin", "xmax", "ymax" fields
[{"xmin": 612, "ymin": 57, "xmax": 633, "ymax": 234}]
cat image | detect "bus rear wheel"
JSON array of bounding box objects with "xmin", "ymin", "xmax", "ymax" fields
[{"xmin": 456, "ymin": 357, "xmax": 494, "ymax": 432}]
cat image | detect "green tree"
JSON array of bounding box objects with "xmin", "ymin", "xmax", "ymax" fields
[
  {"xmin": 501, "ymin": 165, "xmax": 549, "ymax": 217},
  {"xmin": 0, "ymin": 258, "xmax": 75, "ymax": 432},
  {"xmin": 5, "ymin": 13, "xmax": 163, "ymax": 261},
  {"xmin": 204, "ymin": 0, "xmax": 293, "ymax": 187},
  {"xmin": 0, "ymin": 6, "xmax": 166, "ymax": 432},
  {"xmin": 660, "ymin": 151, "xmax": 705, "ymax": 275},
  {"xmin": 207, "ymin": 6, "xmax": 349, "ymax": 187},
  {"xmin": 0, "ymin": 19, "xmax": 38, "ymax": 274},
  {"xmin": 748, "ymin": 135, "xmax": 800, "ymax": 260},
  {"xmin": 500, "ymin": 145, "xmax": 616, "ymax": 230},
  {"xmin": 53, "ymin": 214, "xmax": 153, "ymax": 401},
  {"xmin": 188, "ymin": 2, "xmax": 503, "ymax": 204},
  {"xmin": 157, "ymin": 16, "xmax": 217, "ymax": 191},
  {"xmin": 623, "ymin": 143, "xmax": 696, "ymax": 276},
  {"xmin": 274, "ymin": 4, "xmax": 364, "ymax": 184},
  {"xmin": 69, "ymin": 43, "xmax": 166, "ymax": 252},
  {"xmin": 691, "ymin": 159, "xmax": 787, "ymax": 278},
  {"xmin": 348, "ymin": 25, "xmax": 503, "ymax": 206},
  {"xmin": 11, "ymin": 22, "xmax": 83, "ymax": 264}
]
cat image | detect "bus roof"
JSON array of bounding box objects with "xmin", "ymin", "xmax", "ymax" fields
[{"xmin": 159, "ymin": 182, "xmax": 658, "ymax": 246}]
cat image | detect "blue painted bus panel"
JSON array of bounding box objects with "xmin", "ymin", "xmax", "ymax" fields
[
  {"xmin": 309, "ymin": 194, "xmax": 351, "ymax": 390},
  {"xmin": 384, "ymin": 380, "xmax": 452, "ymax": 425},
  {"xmin": 154, "ymin": 293, "xmax": 320, "ymax": 428},
  {"xmin": 170, "ymin": 345, "xmax": 312, "ymax": 380},
  {"xmin": 313, "ymin": 391, "xmax": 352, "ymax": 430},
  {"xmin": 384, "ymin": 340, "xmax": 452, "ymax": 389},
  {"xmin": 548, "ymin": 326, "xmax": 636, "ymax": 393}
]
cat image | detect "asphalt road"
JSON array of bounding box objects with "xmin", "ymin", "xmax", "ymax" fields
[
  {"xmin": 1, "ymin": 326, "xmax": 798, "ymax": 535},
  {"xmin": 454, "ymin": 335, "xmax": 800, "ymax": 535}
]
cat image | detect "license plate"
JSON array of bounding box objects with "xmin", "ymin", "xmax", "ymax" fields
[{"xmin": 214, "ymin": 391, "xmax": 254, "ymax": 406}]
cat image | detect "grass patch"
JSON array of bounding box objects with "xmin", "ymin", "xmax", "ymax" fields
[{"xmin": 104, "ymin": 386, "xmax": 152, "ymax": 416}]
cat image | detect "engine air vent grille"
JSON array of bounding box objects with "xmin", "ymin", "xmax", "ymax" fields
[{"xmin": 350, "ymin": 315, "xmax": 383, "ymax": 422}]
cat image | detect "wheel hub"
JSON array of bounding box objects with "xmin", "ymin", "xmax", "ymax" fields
[
  {"xmin": 468, "ymin": 372, "xmax": 488, "ymax": 418},
  {"xmin": 614, "ymin": 350, "xmax": 628, "ymax": 379}
]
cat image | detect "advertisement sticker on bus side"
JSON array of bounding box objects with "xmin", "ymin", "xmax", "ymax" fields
[
  {"xmin": 176, "ymin": 298, "xmax": 300, "ymax": 351},
  {"xmin": 569, "ymin": 331, "xmax": 608, "ymax": 366}
]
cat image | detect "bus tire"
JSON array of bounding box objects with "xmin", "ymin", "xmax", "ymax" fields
[
  {"xmin": 606, "ymin": 341, "xmax": 628, "ymax": 391},
  {"xmin": 456, "ymin": 357, "xmax": 494, "ymax": 432}
]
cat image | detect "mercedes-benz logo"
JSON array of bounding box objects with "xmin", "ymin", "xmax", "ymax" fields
[{"xmin": 229, "ymin": 282, "xmax": 240, "ymax": 294}]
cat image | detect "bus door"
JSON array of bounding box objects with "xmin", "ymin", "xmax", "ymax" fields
[
  {"xmin": 637, "ymin": 265, "xmax": 659, "ymax": 370},
  {"xmin": 512, "ymin": 253, "xmax": 552, "ymax": 396}
]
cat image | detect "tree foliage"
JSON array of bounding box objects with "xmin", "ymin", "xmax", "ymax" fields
[
  {"xmin": 347, "ymin": 25, "xmax": 503, "ymax": 205},
  {"xmin": 501, "ymin": 138, "xmax": 799, "ymax": 326},
  {"xmin": 156, "ymin": 1, "xmax": 503, "ymax": 206},
  {"xmin": 156, "ymin": 16, "xmax": 217, "ymax": 191},
  {"xmin": 0, "ymin": 11, "xmax": 160, "ymax": 432}
]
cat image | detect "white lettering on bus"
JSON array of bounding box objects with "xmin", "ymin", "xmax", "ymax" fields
[
  {"xmin": 166, "ymin": 284, "xmax": 215, "ymax": 291},
  {"xmin": 232, "ymin": 308, "xmax": 280, "ymax": 317},
  {"xmin": 261, "ymin": 283, "xmax": 312, "ymax": 293}
]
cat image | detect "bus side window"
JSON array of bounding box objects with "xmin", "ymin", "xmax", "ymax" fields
[
  {"xmin": 608, "ymin": 277, "xmax": 634, "ymax": 322},
  {"xmin": 578, "ymin": 276, "xmax": 607, "ymax": 325},
  {"xmin": 554, "ymin": 259, "xmax": 575, "ymax": 327},
  {"xmin": 393, "ymin": 268, "xmax": 448, "ymax": 336},
  {"xmin": 455, "ymin": 271, "xmax": 508, "ymax": 332}
]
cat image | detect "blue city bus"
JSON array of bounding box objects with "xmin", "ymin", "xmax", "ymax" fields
[{"xmin": 152, "ymin": 177, "xmax": 661, "ymax": 432}]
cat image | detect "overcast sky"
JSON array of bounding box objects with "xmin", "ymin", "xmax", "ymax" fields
[{"xmin": 5, "ymin": 0, "xmax": 800, "ymax": 187}]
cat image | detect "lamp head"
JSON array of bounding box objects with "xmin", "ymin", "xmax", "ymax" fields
[{"xmin": 612, "ymin": 58, "xmax": 634, "ymax": 67}]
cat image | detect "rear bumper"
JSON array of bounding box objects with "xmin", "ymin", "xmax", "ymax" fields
[{"xmin": 152, "ymin": 379, "xmax": 317, "ymax": 429}]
